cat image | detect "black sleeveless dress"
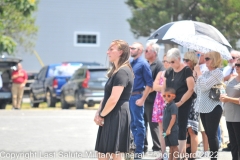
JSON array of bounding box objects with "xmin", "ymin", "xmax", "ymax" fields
[{"xmin": 95, "ymin": 66, "xmax": 133, "ymax": 153}]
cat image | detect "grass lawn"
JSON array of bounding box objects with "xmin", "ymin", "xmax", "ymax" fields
[{"xmin": 6, "ymin": 102, "xmax": 99, "ymax": 110}]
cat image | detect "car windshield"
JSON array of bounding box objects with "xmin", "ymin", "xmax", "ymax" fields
[
  {"xmin": 47, "ymin": 65, "xmax": 81, "ymax": 77},
  {"xmin": 53, "ymin": 65, "xmax": 81, "ymax": 76},
  {"xmin": 90, "ymin": 70, "xmax": 108, "ymax": 80}
]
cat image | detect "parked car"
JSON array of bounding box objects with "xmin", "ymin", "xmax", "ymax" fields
[
  {"xmin": 24, "ymin": 71, "xmax": 38, "ymax": 94},
  {"xmin": 60, "ymin": 66, "xmax": 108, "ymax": 109},
  {"xmin": 0, "ymin": 56, "xmax": 22, "ymax": 109},
  {"xmin": 29, "ymin": 62, "xmax": 102, "ymax": 108}
]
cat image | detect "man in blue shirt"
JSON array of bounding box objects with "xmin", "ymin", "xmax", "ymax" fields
[{"xmin": 129, "ymin": 42, "xmax": 153, "ymax": 159}]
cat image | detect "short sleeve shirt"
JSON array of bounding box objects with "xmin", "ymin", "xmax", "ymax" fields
[
  {"xmin": 165, "ymin": 67, "xmax": 193, "ymax": 102},
  {"xmin": 224, "ymin": 78, "xmax": 240, "ymax": 122},
  {"xmin": 163, "ymin": 101, "xmax": 178, "ymax": 132}
]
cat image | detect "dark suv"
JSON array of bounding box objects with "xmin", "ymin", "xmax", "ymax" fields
[
  {"xmin": 0, "ymin": 57, "xmax": 22, "ymax": 109},
  {"xmin": 60, "ymin": 66, "xmax": 108, "ymax": 109}
]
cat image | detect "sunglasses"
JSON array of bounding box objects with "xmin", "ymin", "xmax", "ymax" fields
[
  {"xmin": 205, "ymin": 57, "xmax": 211, "ymax": 61},
  {"xmin": 162, "ymin": 94, "xmax": 175, "ymax": 98},
  {"xmin": 183, "ymin": 58, "xmax": 190, "ymax": 62},
  {"xmin": 235, "ymin": 63, "xmax": 240, "ymax": 67},
  {"xmin": 130, "ymin": 47, "xmax": 137, "ymax": 50}
]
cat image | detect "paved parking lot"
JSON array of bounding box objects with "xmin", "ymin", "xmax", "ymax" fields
[{"xmin": 0, "ymin": 110, "xmax": 231, "ymax": 160}]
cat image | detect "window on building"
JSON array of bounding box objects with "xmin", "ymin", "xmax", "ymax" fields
[{"xmin": 74, "ymin": 32, "xmax": 100, "ymax": 47}]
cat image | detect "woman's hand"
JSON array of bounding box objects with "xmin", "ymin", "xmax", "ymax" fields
[
  {"xmin": 220, "ymin": 94, "xmax": 228, "ymax": 103},
  {"xmin": 175, "ymin": 102, "xmax": 181, "ymax": 107},
  {"xmin": 194, "ymin": 64, "xmax": 201, "ymax": 76},
  {"xmin": 94, "ymin": 112, "xmax": 104, "ymax": 126}
]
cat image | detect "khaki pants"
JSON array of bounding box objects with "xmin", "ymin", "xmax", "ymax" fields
[{"xmin": 12, "ymin": 83, "xmax": 24, "ymax": 109}]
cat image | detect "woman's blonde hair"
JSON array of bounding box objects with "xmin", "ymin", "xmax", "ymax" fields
[
  {"xmin": 184, "ymin": 51, "xmax": 198, "ymax": 67},
  {"xmin": 107, "ymin": 40, "xmax": 134, "ymax": 77},
  {"xmin": 205, "ymin": 51, "xmax": 222, "ymax": 68}
]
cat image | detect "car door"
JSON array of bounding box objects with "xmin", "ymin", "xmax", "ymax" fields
[
  {"xmin": 32, "ymin": 67, "xmax": 48, "ymax": 100},
  {"xmin": 66, "ymin": 68, "xmax": 85, "ymax": 103}
]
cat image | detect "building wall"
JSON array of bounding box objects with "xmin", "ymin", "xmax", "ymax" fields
[{"xmin": 18, "ymin": 0, "xmax": 151, "ymax": 72}]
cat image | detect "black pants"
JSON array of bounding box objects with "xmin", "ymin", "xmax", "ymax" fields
[
  {"xmin": 226, "ymin": 121, "xmax": 240, "ymax": 160},
  {"xmin": 144, "ymin": 101, "xmax": 161, "ymax": 151},
  {"xmin": 200, "ymin": 105, "xmax": 222, "ymax": 160}
]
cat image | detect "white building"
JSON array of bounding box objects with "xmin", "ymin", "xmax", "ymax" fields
[{"xmin": 18, "ymin": 0, "xmax": 154, "ymax": 71}]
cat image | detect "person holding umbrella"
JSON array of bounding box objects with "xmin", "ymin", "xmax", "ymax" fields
[{"xmin": 194, "ymin": 51, "xmax": 224, "ymax": 160}]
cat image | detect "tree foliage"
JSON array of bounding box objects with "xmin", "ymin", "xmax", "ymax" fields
[
  {"xmin": 126, "ymin": 0, "xmax": 240, "ymax": 49},
  {"xmin": 0, "ymin": 0, "xmax": 38, "ymax": 55}
]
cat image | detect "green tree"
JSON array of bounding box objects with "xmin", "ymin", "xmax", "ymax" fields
[
  {"xmin": 0, "ymin": 0, "xmax": 38, "ymax": 55},
  {"xmin": 126, "ymin": 0, "xmax": 240, "ymax": 49}
]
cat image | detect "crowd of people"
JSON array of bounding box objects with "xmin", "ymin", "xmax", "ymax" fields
[{"xmin": 93, "ymin": 39, "xmax": 240, "ymax": 160}]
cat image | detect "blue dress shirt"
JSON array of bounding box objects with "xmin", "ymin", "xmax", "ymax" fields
[{"xmin": 130, "ymin": 56, "xmax": 153, "ymax": 92}]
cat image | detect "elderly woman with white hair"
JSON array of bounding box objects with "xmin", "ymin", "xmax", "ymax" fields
[{"xmin": 163, "ymin": 48, "xmax": 195, "ymax": 159}]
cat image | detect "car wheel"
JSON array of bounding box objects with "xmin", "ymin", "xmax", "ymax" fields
[
  {"xmin": 46, "ymin": 90, "xmax": 56, "ymax": 107},
  {"xmin": 75, "ymin": 92, "xmax": 84, "ymax": 109},
  {"xmin": 87, "ymin": 100, "xmax": 95, "ymax": 107},
  {"xmin": 29, "ymin": 91, "xmax": 39, "ymax": 108},
  {"xmin": 0, "ymin": 101, "xmax": 7, "ymax": 109},
  {"xmin": 61, "ymin": 94, "xmax": 69, "ymax": 109}
]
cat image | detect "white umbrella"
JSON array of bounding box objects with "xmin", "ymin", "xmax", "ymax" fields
[
  {"xmin": 148, "ymin": 20, "xmax": 232, "ymax": 49},
  {"xmin": 171, "ymin": 34, "xmax": 232, "ymax": 60}
]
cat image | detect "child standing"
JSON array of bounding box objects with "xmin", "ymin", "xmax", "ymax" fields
[{"xmin": 163, "ymin": 88, "xmax": 179, "ymax": 160}]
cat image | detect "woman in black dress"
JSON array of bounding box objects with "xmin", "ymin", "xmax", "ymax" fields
[
  {"xmin": 94, "ymin": 40, "xmax": 134, "ymax": 160},
  {"xmin": 163, "ymin": 48, "xmax": 195, "ymax": 159}
]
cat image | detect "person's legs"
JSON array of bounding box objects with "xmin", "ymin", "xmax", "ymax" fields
[
  {"xmin": 219, "ymin": 115, "xmax": 225, "ymax": 146},
  {"xmin": 16, "ymin": 84, "xmax": 24, "ymax": 109},
  {"xmin": 158, "ymin": 122, "xmax": 166, "ymax": 155},
  {"xmin": 143, "ymin": 110, "xmax": 148, "ymax": 153},
  {"xmin": 188, "ymin": 127, "xmax": 198, "ymax": 158},
  {"xmin": 129, "ymin": 94, "xmax": 145, "ymax": 154},
  {"xmin": 11, "ymin": 83, "xmax": 18, "ymax": 109},
  {"xmin": 217, "ymin": 125, "xmax": 221, "ymax": 148},
  {"xmin": 129, "ymin": 96, "xmax": 137, "ymax": 143},
  {"xmin": 226, "ymin": 122, "xmax": 240, "ymax": 160},
  {"xmin": 178, "ymin": 104, "xmax": 191, "ymax": 156},
  {"xmin": 144, "ymin": 101, "xmax": 161, "ymax": 151},
  {"xmin": 200, "ymin": 106, "xmax": 222, "ymax": 160}
]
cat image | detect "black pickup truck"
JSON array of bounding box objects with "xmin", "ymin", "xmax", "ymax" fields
[{"xmin": 0, "ymin": 56, "xmax": 22, "ymax": 109}]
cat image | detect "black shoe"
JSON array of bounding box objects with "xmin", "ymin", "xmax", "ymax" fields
[
  {"xmin": 143, "ymin": 148, "xmax": 148, "ymax": 154},
  {"xmin": 222, "ymin": 143, "xmax": 231, "ymax": 151}
]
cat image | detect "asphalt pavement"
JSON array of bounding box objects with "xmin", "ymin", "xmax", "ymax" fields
[{"xmin": 0, "ymin": 110, "xmax": 232, "ymax": 160}]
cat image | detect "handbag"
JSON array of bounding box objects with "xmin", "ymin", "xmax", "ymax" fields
[
  {"xmin": 208, "ymin": 84, "xmax": 223, "ymax": 101},
  {"xmin": 208, "ymin": 73, "xmax": 226, "ymax": 101}
]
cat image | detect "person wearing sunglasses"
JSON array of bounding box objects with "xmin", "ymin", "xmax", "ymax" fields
[
  {"xmin": 129, "ymin": 42, "xmax": 153, "ymax": 159},
  {"xmin": 143, "ymin": 41, "xmax": 165, "ymax": 154},
  {"xmin": 220, "ymin": 58, "xmax": 240, "ymax": 160},
  {"xmin": 164, "ymin": 48, "xmax": 195, "ymax": 158},
  {"xmin": 152, "ymin": 52, "xmax": 170, "ymax": 159},
  {"xmin": 194, "ymin": 51, "xmax": 224, "ymax": 160},
  {"xmin": 223, "ymin": 50, "xmax": 240, "ymax": 82},
  {"xmin": 162, "ymin": 87, "xmax": 179, "ymax": 160},
  {"xmin": 182, "ymin": 51, "xmax": 199, "ymax": 159}
]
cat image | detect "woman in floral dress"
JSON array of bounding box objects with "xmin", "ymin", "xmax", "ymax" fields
[
  {"xmin": 183, "ymin": 51, "xmax": 199, "ymax": 159},
  {"xmin": 152, "ymin": 53, "xmax": 170, "ymax": 159}
]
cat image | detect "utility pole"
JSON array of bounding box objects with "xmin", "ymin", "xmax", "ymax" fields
[{"xmin": 33, "ymin": 50, "xmax": 44, "ymax": 67}]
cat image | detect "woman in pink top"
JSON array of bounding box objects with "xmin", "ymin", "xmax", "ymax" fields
[{"xmin": 152, "ymin": 53, "xmax": 170, "ymax": 160}]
